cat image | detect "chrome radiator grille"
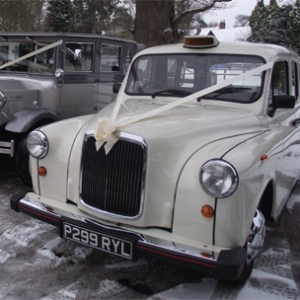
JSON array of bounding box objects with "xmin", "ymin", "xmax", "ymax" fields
[{"xmin": 80, "ymin": 134, "xmax": 146, "ymax": 218}]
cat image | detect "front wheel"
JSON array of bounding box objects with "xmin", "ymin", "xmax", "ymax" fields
[
  {"xmin": 16, "ymin": 137, "xmax": 32, "ymax": 186},
  {"xmin": 236, "ymin": 257, "xmax": 254, "ymax": 284},
  {"xmin": 237, "ymin": 209, "xmax": 266, "ymax": 283}
]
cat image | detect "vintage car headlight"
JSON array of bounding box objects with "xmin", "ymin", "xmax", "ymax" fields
[
  {"xmin": 26, "ymin": 130, "xmax": 49, "ymax": 159},
  {"xmin": 200, "ymin": 159, "xmax": 238, "ymax": 198},
  {"xmin": 0, "ymin": 90, "xmax": 7, "ymax": 109},
  {"xmin": 54, "ymin": 68, "xmax": 64, "ymax": 78}
]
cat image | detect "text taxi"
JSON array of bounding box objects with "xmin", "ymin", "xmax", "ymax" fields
[{"xmin": 11, "ymin": 36, "xmax": 300, "ymax": 282}]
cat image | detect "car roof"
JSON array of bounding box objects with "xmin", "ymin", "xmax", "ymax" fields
[
  {"xmin": 0, "ymin": 32, "xmax": 138, "ymax": 45},
  {"xmin": 136, "ymin": 37, "xmax": 298, "ymax": 62}
]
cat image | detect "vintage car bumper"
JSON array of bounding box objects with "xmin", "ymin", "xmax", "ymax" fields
[{"xmin": 11, "ymin": 190, "xmax": 247, "ymax": 281}]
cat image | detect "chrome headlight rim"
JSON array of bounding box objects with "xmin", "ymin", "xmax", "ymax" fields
[
  {"xmin": 26, "ymin": 130, "xmax": 49, "ymax": 159},
  {"xmin": 54, "ymin": 68, "xmax": 64, "ymax": 78},
  {"xmin": 0, "ymin": 90, "xmax": 7, "ymax": 109},
  {"xmin": 200, "ymin": 159, "xmax": 238, "ymax": 198}
]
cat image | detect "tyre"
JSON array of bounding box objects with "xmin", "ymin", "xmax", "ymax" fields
[
  {"xmin": 15, "ymin": 137, "xmax": 32, "ymax": 186},
  {"xmin": 236, "ymin": 258, "xmax": 254, "ymax": 284},
  {"xmin": 236, "ymin": 209, "xmax": 266, "ymax": 283}
]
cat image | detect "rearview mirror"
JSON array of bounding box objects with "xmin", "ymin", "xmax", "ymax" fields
[
  {"xmin": 113, "ymin": 83, "xmax": 121, "ymax": 94},
  {"xmin": 268, "ymin": 95, "xmax": 296, "ymax": 117}
]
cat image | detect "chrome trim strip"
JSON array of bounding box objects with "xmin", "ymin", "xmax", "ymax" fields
[{"xmin": 79, "ymin": 131, "xmax": 147, "ymax": 220}]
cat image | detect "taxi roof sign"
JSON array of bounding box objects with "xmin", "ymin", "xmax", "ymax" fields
[{"xmin": 183, "ymin": 35, "xmax": 219, "ymax": 48}]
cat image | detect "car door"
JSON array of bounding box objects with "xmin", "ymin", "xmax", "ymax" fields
[
  {"xmin": 59, "ymin": 38, "xmax": 98, "ymax": 119},
  {"xmin": 97, "ymin": 40, "xmax": 134, "ymax": 111},
  {"xmin": 270, "ymin": 59, "xmax": 300, "ymax": 210}
]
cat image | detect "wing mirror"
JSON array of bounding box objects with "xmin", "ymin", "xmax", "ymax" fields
[
  {"xmin": 268, "ymin": 95, "xmax": 296, "ymax": 117},
  {"xmin": 113, "ymin": 83, "xmax": 121, "ymax": 94}
]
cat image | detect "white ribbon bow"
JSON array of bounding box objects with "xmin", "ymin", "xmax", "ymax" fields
[{"xmin": 95, "ymin": 118, "xmax": 118, "ymax": 154}]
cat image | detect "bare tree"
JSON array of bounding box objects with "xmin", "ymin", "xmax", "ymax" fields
[
  {"xmin": 134, "ymin": 0, "xmax": 233, "ymax": 47},
  {"xmin": 0, "ymin": 0, "xmax": 45, "ymax": 32},
  {"xmin": 234, "ymin": 14, "xmax": 250, "ymax": 28}
]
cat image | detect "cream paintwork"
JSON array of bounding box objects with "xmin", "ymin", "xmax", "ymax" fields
[
  {"xmin": 173, "ymin": 131, "xmax": 268, "ymax": 247},
  {"xmin": 36, "ymin": 100, "xmax": 267, "ymax": 230},
  {"xmin": 23, "ymin": 40, "xmax": 300, "ymax": 268},
  {"xmin": 74, "ymin": 102, "xmax": 266, "ymax": 227},
  {"xmin": 36, "ymin": 115, "xmax": 94, "ymax": 201},
  {"xmin": 35, "ymin": 96, "xmax": 299, "ymax": 247}
]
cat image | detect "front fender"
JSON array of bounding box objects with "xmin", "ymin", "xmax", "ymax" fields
[
  {"xmin": 30, "ymin": 115, "xmax": 94, "ymax": 201},
  {"xmin": 173, "ymin": 131, "xmax": 275, "ymax": 250},
  {"xmin": 5, "ymin": 108, "xmax": 59, "ymax": 133}
]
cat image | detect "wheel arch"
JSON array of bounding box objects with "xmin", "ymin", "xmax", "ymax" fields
[
  {"xmin": 5, "ymin": 108, "xmax": 59, "ymax": 134},
  {"xmin": 257, "ymin": 180, "xmax": 274, "ymax": 221},
  {"xmin": 12, "ymin": 110, "xmax": 58, "ymax": 186}
]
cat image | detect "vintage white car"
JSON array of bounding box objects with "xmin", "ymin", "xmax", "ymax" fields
[{"xmin": 11, "ymin": 36, "xmax": 300, "ymax": 282}]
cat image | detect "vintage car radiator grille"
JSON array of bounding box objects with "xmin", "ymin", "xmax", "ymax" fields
[{"xmin": 80, "ymin": 135, "xmax": 146, "ymax": 218}]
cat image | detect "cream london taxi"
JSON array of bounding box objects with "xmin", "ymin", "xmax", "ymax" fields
[{"xmin": 11, "ymin": 36, "xmax": 300, "ymax": 282}]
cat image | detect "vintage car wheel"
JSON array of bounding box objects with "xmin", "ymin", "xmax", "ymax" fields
[
  {"xmin": 16, "ymin": 137, "xmax": 32, "ymax": 187},
  {"xmin": 237, "ymin": 209, "xmax": 266, "ymax": 283}
]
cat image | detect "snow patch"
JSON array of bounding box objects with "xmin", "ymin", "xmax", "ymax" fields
[
  {"xmin": 0, "ymin": 249, "xmax": 15, "ymax": 264},
  {"xmin": 190, "ymin": 26, "xmax": 251, "ymax": 42},
  {"xmin": 148, "ymin": 278, "xmax": 217, "ymax": 300}
]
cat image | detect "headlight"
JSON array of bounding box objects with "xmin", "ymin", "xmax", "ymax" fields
[
  {"xmin": 26, "ymin": 130, "xmax": 49, "ymax": 159},
  {"xmin": 54, "ymin": 68, "xmax": 64, "ymax": 78},
  {"xmin": 0, "ymin": 90, "xmax": 7, "ymax": 109},
  {"xmin": 200, "ymin": 159, "xmax": 238, "ymax": 198}
]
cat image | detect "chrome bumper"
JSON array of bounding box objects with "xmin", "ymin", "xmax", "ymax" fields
[{"xmin": 11, "ymin": 190, "xmax": 248, "ymax": 281}]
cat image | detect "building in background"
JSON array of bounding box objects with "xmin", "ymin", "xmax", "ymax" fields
[{"xmin": 191, "ymin": 21, "xmax": 251, "ymax": 42}]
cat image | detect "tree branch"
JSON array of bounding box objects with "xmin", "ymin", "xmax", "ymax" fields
[{"xmin": 174, "ymin": 0, "xmax": 234, "ymax": 28}]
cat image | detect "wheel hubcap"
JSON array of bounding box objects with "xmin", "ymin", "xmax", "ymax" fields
[{"xmin": 247, "ymin": 209, "xmax": 266, "ymax": 263}]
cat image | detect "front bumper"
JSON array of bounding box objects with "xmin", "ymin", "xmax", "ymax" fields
[{"xmin": 11, "ymin": 190, "xmax": 246, "ymax": 281}]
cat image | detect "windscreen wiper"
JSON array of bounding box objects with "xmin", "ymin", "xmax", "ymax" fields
[
  {"xmin": 216, "ymin": 86, "xmax": 251, "ymax": 93},
  {"xmin": 151, "ymin": 89, "xmax": 192, "ymax": 98},
  {"xmin": 200, "ymin": 86, "xmax": 252, "ymax": 99}
]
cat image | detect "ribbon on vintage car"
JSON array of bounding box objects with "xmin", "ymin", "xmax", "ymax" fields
[
  {"xmin": 95, "ymin": 61, "xmax": 274, "ymax": 154},
  {"xmin": 0, "ymin": 39, "xmax": 63, "ymax": 70},
  {"xmin": 95, "ymin": 118, "xmax": 118, "ymax": 154}
]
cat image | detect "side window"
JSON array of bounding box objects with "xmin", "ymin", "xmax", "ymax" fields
[
  {"xmin": 271, "ymin": 61, "xmax": 288, "ymax": 97},
  {"xmin": 125, "ymin": 48, "xmax": 132, "ymax": 72},
  {"xmin": 65, "ymin": 42, "xmax": 94, "ymax": 72},
  {"xmin": 0, "ymin": 45, "xmax": 9, "ymax": 64},
  {"xmin": 100, "ymin": 44, "xmax": 121, "ymax": 72},
  {"xmin": 291, "ymin": 61, "xmax": 299, "ymax": 98}
]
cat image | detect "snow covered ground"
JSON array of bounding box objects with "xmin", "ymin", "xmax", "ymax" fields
[{"xmin": 0, "ymin": 158, "xmax": 300, "ymax": 299}]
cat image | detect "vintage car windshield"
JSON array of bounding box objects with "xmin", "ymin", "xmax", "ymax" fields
[
  {"xmin": 125, "ymin": 54, "xmax": 265, "ymax": 103},
  {"xmin": 0, "ymin": 39, "xmax": 55, "ymax": 73}
]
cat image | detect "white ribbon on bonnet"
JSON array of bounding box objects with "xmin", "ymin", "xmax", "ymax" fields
[
  {"xmin": 95, "ymin": 61, "xmax": 274, "ymax": 154},
  {"xmin": 95, "ymin": 118, "xmax": 118, "ymax": 154}
]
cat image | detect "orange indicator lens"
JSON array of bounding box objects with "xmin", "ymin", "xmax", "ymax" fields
[
  {"xmin": 38, "ymin": 167, "xmax": 47, "ymax": 176},
  {"xmin": 201, "ymin": 205, "xmax": 214, "ymax": 218}
]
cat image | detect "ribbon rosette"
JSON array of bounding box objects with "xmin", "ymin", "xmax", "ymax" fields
[{"xmin": 95, "ymin": 118, "xmax": 118, "ymax": 154}]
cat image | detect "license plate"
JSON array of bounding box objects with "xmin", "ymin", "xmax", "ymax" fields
[{"xmin": 62, "ymin": 222, "xmax": 133, "ymax": 259}]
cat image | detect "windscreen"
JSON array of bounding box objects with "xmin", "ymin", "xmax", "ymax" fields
[
  {"xmin": 125, "ymin": 54, "xmax": 265, "ymax": 103},
  {"xmin": 0, "ymin": 39, "xmax": 55, "ymax": 74}
]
